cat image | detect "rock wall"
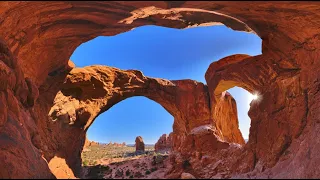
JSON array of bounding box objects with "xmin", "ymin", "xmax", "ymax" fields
[
  {"xmin": 0, "ymin": 1, "xmax": 319, "ymax": 179},
  {"xmin": 155, "ymin": 133, "xmax": 173, "ymax": 153},
  {"xmin": 0, "ymin": 39, "xmax": 55, "ymax": 178},
  {"xmin": 84, "ymin": 139, "xmax": 99, "ymax": 147},
  {"xmin": 214, "ymin": 91, "xmax": 245, "ymax": 145}
]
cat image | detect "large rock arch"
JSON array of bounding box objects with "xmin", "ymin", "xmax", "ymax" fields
[
  {"xmin": 44, "ymin": 64, "xmax": 244, "ymax": 178},
  {"xmin": 0, "ymin": 2, "xmax": 258, "ymax": 87},
  {"xmin": 0, "ymin": 1, "xmax": 319, "ymax": 179}
]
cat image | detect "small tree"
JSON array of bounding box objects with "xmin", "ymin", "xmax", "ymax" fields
[
  {"xmin": 145, "ymin": 170, "xmax": 151, "ymax": 175},
  {"xmin": 182, "ymin": 159, "xmax": 191, "ymax": 170},
  {"xmin": 126, "ymin": 169, "xmax": 131, "ymax": 176},
  {"xmin": 82, "ymin": 160, "xmax": 89, "ymax": 166}
]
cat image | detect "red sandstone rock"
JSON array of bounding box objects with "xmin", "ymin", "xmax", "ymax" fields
[
  {"xmin": 112, "ymin": 142, "xmax": 125, "ymax": 147},
  {"xmin": 83, "ymin": 137, "xmax": 100, "ymax": 147},
  {"xmin": 155, "ymin": 133, "xmax": 173, "ymax": 153},
  {"xmin": 181, "ymin": 172, "xmax": 196, "ymax": 179},
  {"xmin": 0, "ymin": 1, "xmax": 319, "ymax": 179},
  {"xmin": 135, "ymin": 136, "xmax": 145, "ymax": 152},
  {"xmin": 46, "ymin": 65, "xmax": 242, "ymax": 167},
  {"xmin": 214, "ymin": 92, "xmax": 245, "ymax": 145},
  {"xmin": 87, "ymin": 141, "xmax": 99, "ymax": 147}
]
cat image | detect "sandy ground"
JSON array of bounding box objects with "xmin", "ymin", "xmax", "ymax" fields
[{"xmin": 83, "ymin": 154, "xmax": 171, "ymax": 179}]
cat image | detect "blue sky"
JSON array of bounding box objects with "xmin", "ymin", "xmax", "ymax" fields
[{"xmin": 70, "ymin": 25, "xmax": 261, "ymax": 144}]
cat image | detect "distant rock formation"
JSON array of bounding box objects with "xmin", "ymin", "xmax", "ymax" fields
[
  {"xmin": 112, "ymin": 142, "xmax": 126, "ymax": 147},
  {"xmin": 135, "ymin": 136, "xmax": 145, "ymax": 152},
  {"xmin": 85, "ymin": 140, "xmax": 126, "ymax": 147},
  {"xmin": 155, "ymin": 133, "xmax": 173, "ymax": 153},
  {"xmin": 84, "ymin": 136, "xmax": 99, "ymax": 147},
  {"xmin": 87, "ymin": 141, "xmax": 99, "ymax": 147}
]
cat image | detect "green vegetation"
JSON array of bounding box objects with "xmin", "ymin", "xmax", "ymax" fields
[
  {"xmin": 182, "ymin": 159, "xmax": 191, "ymax": 170},
  {"xmin": 81, "ymin": 143, "xmax": 169, "ymax": 179},
  {"xmin": 152, "ymin": 154, "xmax": 166, "ymax": 166},
  {"xmin": 151, "ymin": 167, "xmax": 158, "ymax": 172},
  {"xmin": 145, "ymin": 170, "xmax": 151, "ymax": 175},
  {"xmin": 126, "ymin": 169, "xmax": 131, "ymax": 176},
  {"xmin": 82, "ymin": 160, "xmax": 89, "ymax": 166},
  {"xmin": 81, "ymin": 144, "xmax": 155, "ymax": 166}
]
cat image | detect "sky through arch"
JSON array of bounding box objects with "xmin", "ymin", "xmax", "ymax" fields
[{"xmin": 71, "ymin": 25, "xmax": 262, "ymax": 144}]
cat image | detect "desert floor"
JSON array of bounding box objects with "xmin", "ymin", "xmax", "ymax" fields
[{"xmin": 82, "ymin": 144, "xmax": 171, "ymax": 179}]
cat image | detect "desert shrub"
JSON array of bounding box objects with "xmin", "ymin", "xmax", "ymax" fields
[
  {"xmin": 115, "ymin": 169, "xmax": 123, "ymax": 178},
  {"xmin": 152, "ymin": 154, "xmax": 165, "ymax": 165},
  {"xmin": 182, "ymin": 159, "xmax": 191, "ymax": 169},
  {"xmin": 82, "ymin": 160, "xmax": 89, "ymax": 166},
  {"xmin": 134, "ymin": 171, "xmax": 143, "ymax": 178},
  {"xmin": 92, "ymin": 161, "xmax": 97, "ymax": 166},
  {"xmin": 126, "ymin": 169, "xmax": 131, "ymax": 176},
  {"xmin": 145, "ymin": 170, "xmax": 151, "ymax": 175},
  {"xmin": 104, "ymin": 165, "xmax": 110, "ymax": 171},
  {"xmin": 151, "ymin": 167, "xmax": 158, "ymax": 172}
]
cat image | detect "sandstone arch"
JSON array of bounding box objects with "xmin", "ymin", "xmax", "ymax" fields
[
  {"xmin": 204, "ymin": 51, "xmax": 307, "ymax": 170},
  {"xmin": 49, "ymin": 66, "xmax": 180, "ymax": 130},
  {"xmin": 47, "ymin": 65, "xmax": 239, "ymax": 178},
  {"xmin": 0, "ymin": 1, "xmax": 319, "ymax": 179},
  {"xmin": 0, "ymin": 2, "xmax": 260, "ymax": 87},
  {"xmin": 2, "ymin": 2, "xmax": 317, "ymax": 87}
]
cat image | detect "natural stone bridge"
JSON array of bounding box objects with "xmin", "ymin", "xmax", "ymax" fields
[{"xmin": 0, "ymin": 1, "xmax": 319, "ymax": 179}]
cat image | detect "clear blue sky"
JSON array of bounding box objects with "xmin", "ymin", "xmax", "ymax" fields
[{"xmin": 70, "ymin": 25, "xmax": 261, "ymax": 144}]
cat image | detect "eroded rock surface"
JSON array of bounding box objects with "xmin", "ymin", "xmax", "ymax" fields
[
  {"xmin": 0, "ymin": 1, "xmax": 319, "ymax": 179},
  {"xmin": 135, "ymin": 136, "xmax": 145, "ymax": 153},
  {"xmin": 155, "ymin": 133, "xmax": 173, "ymax": 153},
  {"xmin": 181, "ymin": 172, "xmax": 196, "ymax": 179},
  {"xmin": 44, "ymin": 64, "xmax": 242, "ymax": 178},
  {"xmin": 214, "ymin": 91, "xmax": 245, "ymax": 145}
]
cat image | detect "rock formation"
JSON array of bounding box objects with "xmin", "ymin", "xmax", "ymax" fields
[
  {"xmin": 0, "ymin": 1, "xmax": 319, "ymax": 179},
  {"xmin": 214, "ymin": 91, "xmax": 245, "ymax": 145},
  {"xmin": 181, "ymin": 172, "xmax": 196, "ymax": 179},
  {"xmin": 155, "ymin": 133, "xmax": 173, "ymax": 153},
  {"xmin": 135, "ymin": 136, "xmax": 145, "ymax": 152},
  {"xmin": 87, "ymin": 141, "xmax": 99, "ymax": 147},
  {"xmin": 112, "ymin": 142, "xmax": 125, "ymax": 147},
  {"xmin": 83, "ymin": 136, "xmax": 99, "ymax": 147}
]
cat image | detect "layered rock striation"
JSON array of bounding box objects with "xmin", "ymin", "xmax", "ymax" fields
[{"xmin": 0, "ymin": 1, "xmax": 319, "ymax": 179}]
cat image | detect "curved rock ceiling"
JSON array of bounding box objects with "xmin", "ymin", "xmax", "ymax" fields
[{"xmin": 0, "ymin": 1, "xmax": 320, "ymax": 179}]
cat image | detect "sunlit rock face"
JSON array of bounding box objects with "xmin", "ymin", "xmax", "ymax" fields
[
  {"xmin": 45, "ymin": 65, "xmax": 243, "ymax": 178},
  {"xmin": 135, "ymin": 136, "xmax": 145, "ymax": 152},
  {"xmin": 83, "ymin": 136, "xmax": 99, "ymax": 148},
  {"xmin": 214, "ymin": 91, "xmax": 245, "ymax": 145},
  {"xmin": 155, "ymin": 133, "xmax": 173, "ymax": 153},
  {"xmin": 0, "ymin": 1, "xmax": 319, "ymax": 179}
]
